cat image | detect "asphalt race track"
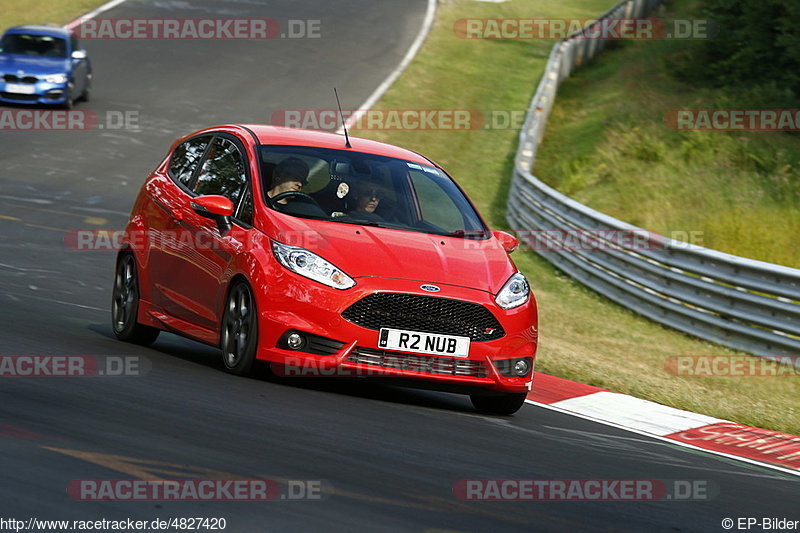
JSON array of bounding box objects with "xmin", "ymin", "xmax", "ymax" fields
[{"xmin": 0, "ymin": 1, "xmax": 797, "ymax": 531}]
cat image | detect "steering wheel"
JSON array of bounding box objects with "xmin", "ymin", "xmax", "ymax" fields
[{"xmin": 270, "ymin": 191, "xmax": 321, "ymax": 209}]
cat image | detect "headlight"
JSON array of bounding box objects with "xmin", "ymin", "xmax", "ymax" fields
[
  {"xmin": 272, "ymin": 240, "xmax": 355, "ymax": 290},
  {"xmin": 495, "ymin": 272, "xmax": 529, "ymax": 310},
  {"xmin": 42, "ymin": 74, "xmax": 68, "ymax": 84}
]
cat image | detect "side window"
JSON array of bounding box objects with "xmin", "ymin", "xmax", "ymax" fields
[
  {"xmin": 193, "ymin": 137, "xmax": 247, "ymax": 205},
  {"xmin": 170, "ymin": 136, "xmax": 210, "ymax": 187}
]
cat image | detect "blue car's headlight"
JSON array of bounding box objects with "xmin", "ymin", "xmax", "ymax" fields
[
  {"xmin": 272, "ymin": 240, "xmax": 355, "ymax": 290},
  {"xmin": 41, "ymin": 74, "xmax": 68, "ymax": 84},
  {"xmin": 495, "ymin": 273, "xmax": 530, "ymax": 310}
]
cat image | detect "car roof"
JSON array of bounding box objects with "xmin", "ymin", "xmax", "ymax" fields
[
  {"xmin": 4, "ymin": 25, "xmax": 71, "ymax": 38},
  {"xmin": 239, "ymin": 124, "xmax": 433, "ymax": 165}
]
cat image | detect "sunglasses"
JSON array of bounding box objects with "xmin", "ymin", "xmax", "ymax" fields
[{"xmin": 360, "ymin": 189, "xmax": 383, "ymax": 199}]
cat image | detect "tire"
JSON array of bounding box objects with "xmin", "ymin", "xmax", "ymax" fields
[
  {"xmin": 220, "ymin": 281, "xmax": 259, "ymax": 376},
  {"xmin": 470, "ymin": 392, "xmax": 528, "ymax": 415},
  {"xmin": 111, "ymin": 253, "xmax": 160, "ymax": 345},
  {"xmin": 78, "ymin": 76, "xmax": 91, "ymax": 103},
  {"xmin": 62, "ymin": 86, "xmax": 75, "ymax": 109}
]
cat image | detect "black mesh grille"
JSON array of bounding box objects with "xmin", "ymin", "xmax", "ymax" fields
[
  {"xmin": 3, "ymin": 74, "xmax": 37, "ymax": 83},
  {"xmin": 342, "ymin": 293, "xmax": 504, "ymax": 341},
  {"xmin": 348, "ymin": 347, "xmax": 487, "ymax": 378}
]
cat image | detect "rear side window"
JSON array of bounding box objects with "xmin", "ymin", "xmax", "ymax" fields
[
  {"xmin": 169, "ymin": 136, "xmax": 210, "ymax": 187},
  {"xmin": 192, "ymin": 137, "xmax": 247, "ymax": 205}
]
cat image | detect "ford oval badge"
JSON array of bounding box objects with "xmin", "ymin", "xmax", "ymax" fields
[{"xmin": 420, "ymin": 284, "xmax": 440, "ymax": 292}]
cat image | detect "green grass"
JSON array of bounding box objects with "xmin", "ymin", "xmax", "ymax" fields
[
  {"xmin": 534, "ymin": 0, "xmax": 800, "ymax": 268},
  {"xmin": 1, "ymin": 0, "xmax": 105, "ymax": 28},
  {"xmin": 353, "ymin": 0, "xmax": 800, "ymax": 434}
]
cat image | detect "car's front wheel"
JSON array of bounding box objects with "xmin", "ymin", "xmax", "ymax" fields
[
  {"xmin": 111, "ymin": 253, "xmax": 160, "ymax": 345},
  {"xmin": 61, "ymin": 85, "xmax": 75, "ymax": 109},
  {"xmin": 220, "ymin": 281, "xmax": 259, "ymax": 376},
  {"xmin": 470, "ymin": 392, "xmax": 528, "ymax": 415},
  {"xmin": 78, "ymin": 74, "xmax": 91, "ymax": 102}
]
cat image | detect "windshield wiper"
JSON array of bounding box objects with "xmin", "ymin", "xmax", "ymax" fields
[
  {"xmin": 351, "ymin": 220, "xmax": 407, "ymax": 230},
  {"xmin": 444, "ymin": 229, "xmax": 490, "ymax": 239}
]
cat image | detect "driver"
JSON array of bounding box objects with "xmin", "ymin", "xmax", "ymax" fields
[{"xmin": 267, "ymin": 157, "xmax": 309, "ymax": 204}]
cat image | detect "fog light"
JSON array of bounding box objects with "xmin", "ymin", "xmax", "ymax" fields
[
  {"xmin": 514, "ymin": 359, "xmax": 530, "ymax": 376},
  {"xmin": 287, "ymin": 332, "xmax": 305, "ymax": 350}
]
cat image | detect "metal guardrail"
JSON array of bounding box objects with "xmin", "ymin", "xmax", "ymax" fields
[{"xmin": 506, "ymin": 0, "xmax": 800, "ymax": 358}]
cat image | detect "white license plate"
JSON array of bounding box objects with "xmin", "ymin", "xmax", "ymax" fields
[
  {"xmin": 378, "ymin": 328, "xmax": 470, "ymax": 357},
  {"xmin": 5, "ymin": 83, "xmax": 36, "ymax": 94}
]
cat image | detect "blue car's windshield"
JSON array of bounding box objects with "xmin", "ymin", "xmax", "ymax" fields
[
  {"xmin": 260, "ymin": 145, "xmax": 489, "ymax": 239},
  {"xmin": 0, "ymin": 34, "xmax": 67, "ymax": 58}
]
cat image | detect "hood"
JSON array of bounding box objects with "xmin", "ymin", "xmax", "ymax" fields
[
  {"xmin": 270, "ymin": 218, "xmax": 517, "ymax": 294},
  {"xmin": 0, "ymin": 54, "xmax": 69, "ymax": 75}
]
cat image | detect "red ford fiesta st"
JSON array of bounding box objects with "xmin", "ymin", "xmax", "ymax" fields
[{"xmin": 112, "ymin": 125, "xmax": 538, "ymax": 414}]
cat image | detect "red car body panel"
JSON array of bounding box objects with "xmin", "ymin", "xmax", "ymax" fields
[{"xmin": 122, "ymin": 125, "xmax": 538, "ymax": 395}]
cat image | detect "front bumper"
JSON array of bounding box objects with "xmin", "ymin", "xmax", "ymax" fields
[
  {"xmin": 253, "ymin": 275, "xmax": 538, "ymax": 394},
  {"xmin": 0, "ymin": 81, "xmax": 70, "ymax": 105}
]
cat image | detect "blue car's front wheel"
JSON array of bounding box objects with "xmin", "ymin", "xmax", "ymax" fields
[
  {"xmin": 78, "ymin": 74, "xmax": 91, "ymax": 103},
  {"xmin": 62, "ymin": 85, "xmax": 75, "ymax": 110}
]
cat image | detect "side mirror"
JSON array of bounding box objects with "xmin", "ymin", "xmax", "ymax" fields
[
  {"xmin": 71, "ymin": 50, "xmax": 88, "ymax": 60},
  {"xmin": 492, "ymin": 230, "xmax": 519, "ymax": 253},
  {"xmin": 191, "ymin": 195, "xmax": 234, "ymax": 235}
]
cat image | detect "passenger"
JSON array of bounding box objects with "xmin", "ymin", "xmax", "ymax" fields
[{"xmin": 349, "ymin": 182, "xmax": 384, "ymax": 216}]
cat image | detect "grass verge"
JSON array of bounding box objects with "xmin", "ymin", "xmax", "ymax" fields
[
  {"xmin": 1, "ymin": 0, "xmax": 105, "ymax": 29},
  {"xmin": 352, "ymin": 0, "xmax": 800, "ymax": 434},
  {"xmin": 534, "ymin": 0, "xmax": 800, "ymax": 268}
]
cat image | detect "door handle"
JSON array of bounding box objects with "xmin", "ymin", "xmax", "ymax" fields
[{"xmin": 171, "ymin": 210, "xmax": 184, "ymax": 222}]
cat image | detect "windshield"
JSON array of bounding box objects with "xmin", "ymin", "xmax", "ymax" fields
[
  {"xmin": 0, "ymin": 34, "xmax": 67, "ymax": 58},
  {"xmin": 260, "ymin": 145, "xmax": 489, "ymax": 238}
]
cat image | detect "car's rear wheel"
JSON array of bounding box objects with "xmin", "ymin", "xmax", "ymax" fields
[
  {"xmin": 470, "ymin": 392, "xmax": 528, "ymax": 415},
  {"xmin": 111, "ymin": 253, "xmax": 160, "ymax": 345},
  {"xmin": 220, "ymin": 281, "xmax": 258, "ymax": 376}
]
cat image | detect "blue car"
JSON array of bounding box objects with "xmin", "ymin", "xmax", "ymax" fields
[{"xmin": 0, "ymin": 25, "xmax": 92, "ymax": 108}]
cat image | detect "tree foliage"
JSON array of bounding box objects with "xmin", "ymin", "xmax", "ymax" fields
[{"xmin": 686, "ymin": 0, "xmax": 800, "ymax": 104}]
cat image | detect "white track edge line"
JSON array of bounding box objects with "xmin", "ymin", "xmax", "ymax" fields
[
  {"xmin": 64, "ymin": 0, "xmax": 130, "ymax": 30},
  {"xmin": 525, "ymin": 399, "xmax": 800, "ymax": 478},
  {"xmin": 337, "ymin": 0, "xmax": 437, "ymax": 134}
]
